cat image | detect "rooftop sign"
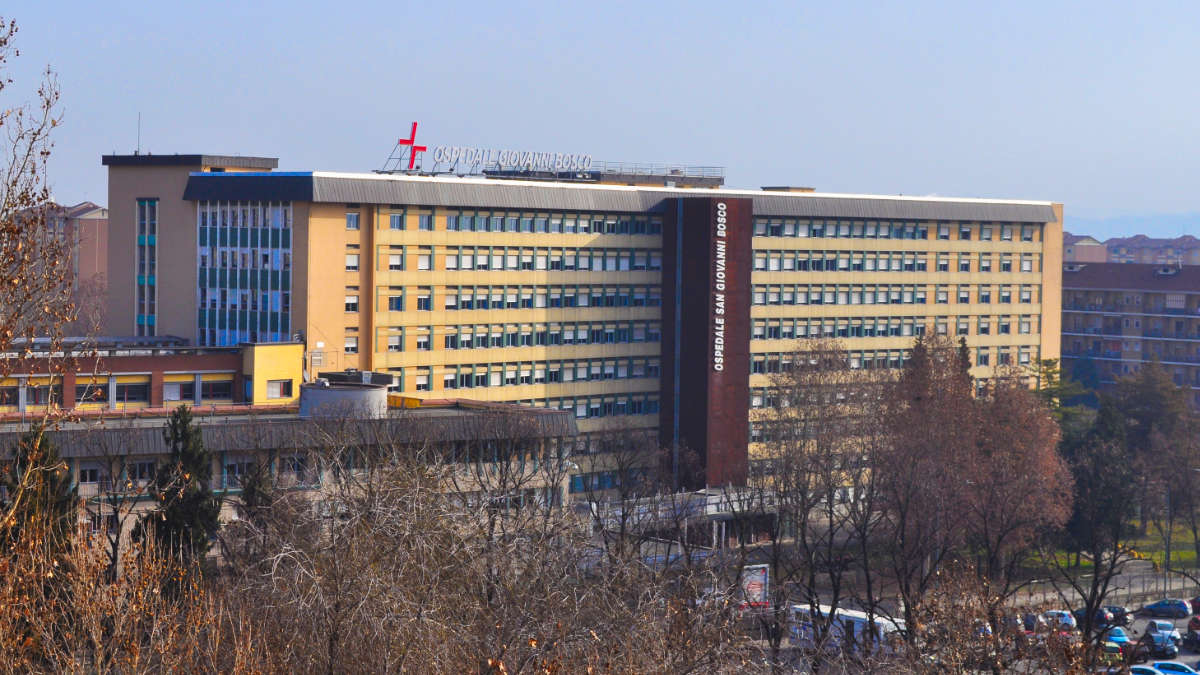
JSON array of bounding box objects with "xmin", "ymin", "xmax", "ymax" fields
[
  {"xmin": 431, "ymin": 146, "xmax": 593, "ymax": 173},
  {"xmin": 380, "ymin": 121, "xmax": 591, "ymax": 175}
]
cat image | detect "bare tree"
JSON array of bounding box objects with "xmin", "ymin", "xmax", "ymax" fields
[
  {"xmin": 876, "ymin": 336, "xmax": 977, "ymax": 644},
  {"xmin": 965, "ymin": 372, "xmax": 1072, "ymax": 631}
]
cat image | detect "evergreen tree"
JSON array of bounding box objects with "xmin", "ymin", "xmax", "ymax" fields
[
  {"xmin": 139, "ymin": 406, "xmax": 220, "ymax": 565},
  {"xmin": 0, "ymin": 424, "xmax": 77, "ymax": 553}
]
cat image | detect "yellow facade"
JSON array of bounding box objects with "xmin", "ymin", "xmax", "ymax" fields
[{"xmin": 242, "ymin": 342, "xmax": 305, "ymax": 405}]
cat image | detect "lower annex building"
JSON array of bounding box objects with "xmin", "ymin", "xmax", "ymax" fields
[{"xmin": 102, "ymin": 154, "xmax": 1064, "ymax": 490}]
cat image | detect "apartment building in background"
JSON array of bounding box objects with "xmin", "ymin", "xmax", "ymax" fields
[
  {"xmin": 102, "ymin": 152, "xmax": 1063, "ymax": 489},
  {"xmin": 1061, "ymin": 262, "xmax": 1200, "ymax": 408},
  {"xmin": 1063, "ymin": 231, "xmax": 1200, "ymax": 266},
  {"xmin": 1106, "ymin": 234, "xmax": 1200, "ymax": 265},
  {"xmin": 1063, "ymin": 232, "xmax": 1107, "ymax": 263}
]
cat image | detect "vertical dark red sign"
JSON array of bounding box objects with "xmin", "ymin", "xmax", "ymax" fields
[{"xmin": 661, "ymin": 196, "xmax": 751, "ymax": 488}]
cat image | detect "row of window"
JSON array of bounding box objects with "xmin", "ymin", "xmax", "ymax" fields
[
  {"xmin": 409, "ymin": 357, "xmax": 662, "ymax": 390},
  {"xmin": 749, "ymin": 344, "xmax": 1038, "ymax": 378},
  {"xmin": 369, "ymin": 320, "xmax": 666, "ymax": 353},
  {"xmin": 751, "ymin": 283, "xmax": 1040, "ymax": 306},
  {"xmin": 752, "ymin": 250, "xmax": 1040, "ymax": 273},
  {"xmin": 135, "ymin": 199, "xmax": 158, "ymax": 337},
  {"xmin": 751, "ymin": 314, "xmax": 1040, "ymax": 340},
  {"xmin": 425, "ymin": 385, "xmax": 663, "ymax": 421},
  {"xmin": 751, "ymin": 218, "xmax": 1040, "ymax": 242},
  {"xmin": 377, "ymin": 247, "xmax": 665, "ymax": 273},
  {"xmin": 361, "ymin": 284, "xmax": 664, "ymax": 313},
  {"xmin": 200, "ymin": 247, "xmax": 291, "ymax": 271},
  {"xmin": 0, "ymin": 381, "xmax": 235, "ymax": 407},
  {"xmin": 359, "ymin": 208, "xmax": 664, "ymax": 236},
  {"xmin": 201, "ymin": 288, "xmax": 290, "ymax": 312},
  {"xmin": 568, "ymin": 468, "xmax": 647, "ymax": 494},
  {"xmin": 198, "ymin": 201, "xmax": 293, "ymax": 230}
]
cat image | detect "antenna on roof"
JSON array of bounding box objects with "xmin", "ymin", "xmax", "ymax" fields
[{"xmin": 136, "ymin": 112, "xmax": 141, "ymax": 155}]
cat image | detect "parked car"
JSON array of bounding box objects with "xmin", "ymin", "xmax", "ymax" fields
[
  {"xmin": 1103, "ymin": 626, "xmax": 1133, "ymax": 653},
  {"xmin": 1184, "ymin": 629, "xmax": 1200, "ymax": 651},
  {"xmin": 1073, "ymin": 606, "xmax": 1115, "ymax": 627},
  {"xmin": 1188, "ymin": 614, "xmax": 1200, "ymax": 633},
  {"xmin": 1097, "ymin": 640, "xmax": 1124, "ymax": 667},
  {"xmin": 1104, "ymin": 605, "xmax": 1135, "ymax": 626},
  {"xmin": 1129, "ymin": 666, "xmax": 1166, "ymax": 675},
  {"xmin": 1132, "ymin": 631, "xmax": 1179, "ymax": 661},
  {"xmin": 1152, "ymin": 662, "xmax": 1200, "ymax": 675},
  {"xmin": 1022, "ymin": 612, "xmax": 1047, "ymax": 633},
  {"xmin": 1190, "ymin": 596, "xmax": 1200, "ymax": 614},
  {"xmin": 1145, "ymin": 619, "xmax": 1182, "ymax": 645},
  {"xmin": 1041, "ymin": 609, "xmax": 1077, "ymax": 630},
  {"xmin": 1142, "ymin": 598, "xmax": 1191, "ymax": 619}
]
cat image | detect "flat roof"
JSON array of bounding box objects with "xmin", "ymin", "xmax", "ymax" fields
[
  {"xmin": 183, "ymin": 171, "xmax": 1058, "ymax": 223},
  {"xmin": 103, "ymin": 154, "xmax": 279, "ymax": 169},
  {"xmin": 0, "ymin": 402, "xmax": 576, "ymax": 458}
]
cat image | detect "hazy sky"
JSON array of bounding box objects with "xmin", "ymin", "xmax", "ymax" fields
[{"xmin": 7, "ymin": 1, "xmax": 1200, "ymax": 239}]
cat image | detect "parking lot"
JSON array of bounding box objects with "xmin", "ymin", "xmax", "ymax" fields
[{"xmin": 1117, "ymin": 612, "xmax": 1197, "ymax": 671}]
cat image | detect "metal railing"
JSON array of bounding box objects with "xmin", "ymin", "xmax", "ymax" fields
[{"xmin": 588, "ymin": 161, "xmax": 725, "ymax": 179}]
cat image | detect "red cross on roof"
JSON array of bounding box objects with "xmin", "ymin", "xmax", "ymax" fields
[{"xmin": 398, "ymin": 122, "xmax": 427, "ymax": 170}]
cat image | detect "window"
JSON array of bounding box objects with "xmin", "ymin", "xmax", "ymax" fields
[
  {"xmin": 387, "ymin": 335, "xmax": 401, "ymax": 352},
  {"xmin": 388, "ymin": 295, "xmax": 403, "ymax": 311},
  {"xmin": 417, "ymin": 253, "xmax": 431, "ymax": 270},
  {"xmin": 388, "ymin": 254, "xmax": 403, "ymax": 271},
  {"xmin": 345, "ymin": 213, "xmax": 360, "ymax": 230},
  {"xmin": 344, "ymin": 337, "xmax": 358, "ymax": 354},
  {"xmin": 345, "ymin": 295, "xmax": 359, "ymax": 312},
  {"xmin": 345, "ymin": 254, "xmax": 360, "ymax": 271},
  {"xmin": 201, "ymin": 380, "xmax": 233, "ymax": 400},
  {"xmin": 418, "ymin": 214, "xmax": 433, "ymax": 231},
  {"xmin": 75, "ymin": 383, "xmax": 107, "ymax": 404},
  {"xmin": 389, "ymin": 213, "xmax": 404, "ymax": 230},
  {"xmin": 416, "ymin": 289, "xmax": 431, "ymax": 311},
  {"xmin": 131, "ymin": 461, "xmax": 155, "ymax": 482},
  {"xmin": 163, "ymin": 381, "xmax": 194, "ymax": 402},
  {"xmin": 224, "ymin": 460, "xmax": 254, "ymax": 488},
  {"xmin": 114, "ymin": 383, "xmax": 149, "ymax": 403},
  {"xmin": 266, "ymin": 379, "xmax": 293, "ymax": 398},
  {"xmin": 959, "ymin": 224, "xmax": 971, "ymax": 240}
]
